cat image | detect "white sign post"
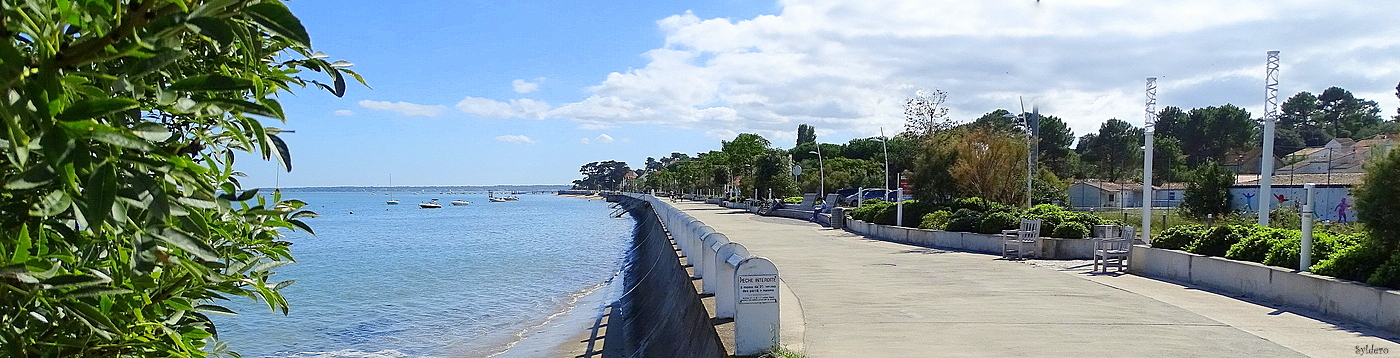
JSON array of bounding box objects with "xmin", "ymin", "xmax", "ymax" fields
[
  {"xmin": 701, "ymin": 232, "xmax": 730, "ymax": 294},
  {"xmin": 715, "ymin": 242, "xmax": 751, "ymax": 319},
  {"xmin": 735, "ymin": 257, "xmax": 780, "ymax": 356}
]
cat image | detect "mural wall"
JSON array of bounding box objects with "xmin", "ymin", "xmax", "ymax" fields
[{"xmin": 1229, "ymin": 186, "xmax": 1356, "ymax": 222}]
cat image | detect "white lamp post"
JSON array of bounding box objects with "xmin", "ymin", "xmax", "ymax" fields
[{"xmin": 809, "ymin": 148, "xmax": 826, "ymax": 198}]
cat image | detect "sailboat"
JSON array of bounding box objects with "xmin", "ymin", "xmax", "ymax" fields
[{"xmin": 386, "ymin": 174, "xmax": 400, "ymax": 205}]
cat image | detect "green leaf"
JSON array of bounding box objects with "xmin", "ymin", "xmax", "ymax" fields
[
  {"xmin": 11, "ymin": 225, "xmax": 30, "ymax": 264},
  {"xmin": 62, "ymin": 286, "xmax": 134, "ymax": 299},
  {"xmin": 204, "ymin": 98, "xmax": 281, "ymax": 119},
  {"xmin": 152, "ymin": 228, "xmax": 219, "ymax": 262},
  {"xmin": 289, "ymin": 219, "xmax": 315, "ymax": 235},
  {"xmin": 290, "ymin": 210, "xmax": 319, "ymax": 219},
  {"xmin": 126, "ymin": 49, "xmax": 187, "ymax": 77},
  {"xmin": 30, "ymin": 190, "xmax": 72, "ymax": 217},
  {"xmin": 42, "ymin": 274, "xmax": 108, "ymax": 289},
  {"xmin": 176, "ymin": 197, "xmax": 218, "ymax": 209},
  {"xmin": 132, "ymin": 122, "xmax": 172, "ymax": 142},
  {"xmin": 168, "ymin": 75, "xmax": 254, "ymax": 92},
  {"xmin": 245, "ymin": 3, "xmax": 312, "ymax": 47},
  {"xmin": 268, "ymin": 133, "xmax": 292, "ymax": 171},
  {"xmin": 236, "ymin": 189, "xmax": 259, "ymax": 202},
  {"xmin": 251, "ymin": 260, "xmax": 290, "ymax": 273},
  {"xmin": 272, "ymin": 279, "xmax": 297, "ymax": 290},
  {"xmin": 89, "ymin": 130, "xmax": 155, "ymax": 151},
  {"xmin": 187, "ymin": 17, "xmax": 235, "ymax": 44},
  {"xmin": 55, "ymin": 98, "xmax": 139, "ymax": 121},
  {"xmin": 194, "ymin": 304, "xmax": 238, "ymax": 316},
  {"xmin": 85, "ymin": 164, "xmax": 118, "ymax": 226},
  {"xmin": 5, "ymin": 165, "xmax": 54, "ymax": 189}
]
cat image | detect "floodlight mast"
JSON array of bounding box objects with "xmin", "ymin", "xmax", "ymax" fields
[
  {"xmin": 1143, "ymin": 77, "xmax": 1157, "ymax": 244},
  {"xmin": 1259, "ymin": 51, "xmax": 1280, "ymax": 226}
]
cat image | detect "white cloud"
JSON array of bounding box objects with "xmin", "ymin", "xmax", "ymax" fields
[
  {"xmin": 333, "ymin": 109, "xmax": 355, "ymax": 116},
  {"xmin": 513, "ymin": 78, "xmax": 545, "ymax": 93},
  {"xmin": 456, "ymin": 97, "xmax": 552, "ymax": 119},
  {"xmin": 580, "ymin": 134, "xmax": 616, "ymax": 145},
  {"xmin": 495, "ymin": 135, "xmax": 536, "ymax": 144},
  {"xmin": 531, "ymin": 1, "xmax": 1400, "ymax": 142},
  {"xmin": 358, "ymin": 100, "xmax": 446, "ymax": 117}
]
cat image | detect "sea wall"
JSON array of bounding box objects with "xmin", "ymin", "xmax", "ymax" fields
[{"xmin": 605, "ymin": 194, "xmax": 725, "ymax": 358}]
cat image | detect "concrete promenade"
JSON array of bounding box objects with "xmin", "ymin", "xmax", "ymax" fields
[{"xmin": 671, "ymin": 201, "xmax": 1400, "ymax": 358}]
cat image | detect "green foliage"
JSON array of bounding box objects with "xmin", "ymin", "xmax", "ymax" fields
[
  {"xmin": 919, "ymin": 210, "xmax": 951, "ymax": 230},
  {"xmin": 1154, "ymin": 104, "xmax": 1256, "ymax": 166},
  {"xmin": 1075, "ymin": 118, "xmax": 1143, "ymax": 182},
  {"xmin": 1226, "ymin": 227, "xmax": 1291, "ymax": 263},
  {"xmin": 754, "ymin": 149, "xmax": 798, "ymax": 199},
  {"xmin": 1181, "ymin": 160, "xmax": 1235, "ymax": 219},
  {"xmin": 946, "ymin": 209, "xmax": 981, "ymax": 233},
  {"xmin": 1366, "ymin": 251, "xmax": 1400, "ymax": 289},
  {"xmin": 1187, "ymin": 225, "xmax": 1257, "ymax": 257},
  {"xmin": 574, "ymin": 160, "xmax": 632, "ymax": 190},
  {"xmin": 797, "ymin": 124, "xmax": 816, "ymax": 145},
  {"xmin": 1052, "ymin": 222, "xmax": 1090, "ymax": 239},
  {"xmin": 0, "ymin": 1, "xmax": 359, "ymax": 356},
  {"xmin": 849, "ymin": 200, "xmax": 894, "ymax": 223},
  {"xmin": 1312, "ymin": 241, "xmax": 1389, "ymax": 282},
  {"xmin": 1152, "ymin": 225, "xmax": 1204, "ymax": 250},
  {"xmin": 949, "ymin": 197, "xmax": 1011, "ymax": 214},
  {"xmin": 1263, "ymin": 232, "xmax": 1359, "ymax": 268},
  {"xmin": 979, "ymin": 211, "xmax": 1019, "ymax": 234},
  {"xmin": 783, "ymin": 196, "xmax": 804, "ymax": 204},
  {"xmin": 1355, "ymin": 147, "xmax": 1400, "ymax": 253}
]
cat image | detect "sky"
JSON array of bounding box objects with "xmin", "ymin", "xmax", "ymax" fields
[{"xmin": 239, "ymin": 0, "xmax": 1400, "ymax": 188}]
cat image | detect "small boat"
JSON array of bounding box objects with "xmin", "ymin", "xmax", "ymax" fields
[
  {"xmin": 450, "ymin": 200, "xmax": 470, "ymax": 206},
  {"xmin": 489, "ymin": 197, "xmax": 507, "ymax": 203},
  {"xmin": 419, "ymin": 202, "xmax": 443, "ymax": 209},
  {"xmin": 386, "ymin": 174, "xmax": 399, "ymax": 205},
  {"xmin": 387, "ymin": 200, "xmax": 400, "ymax": 205}
]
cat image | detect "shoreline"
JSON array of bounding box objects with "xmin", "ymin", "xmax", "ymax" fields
[
  {"xmin": 556, "ymin": 193, "xmax": 607, "ymax": 201},
  {"xmin": 484, "ymin": 273, "xmax": 621, "ymax": 358}
]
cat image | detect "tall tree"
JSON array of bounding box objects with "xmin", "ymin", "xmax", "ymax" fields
[
  {"xmin": 904, "ymin": 89, "xmax": 952, "ymax": 135},
  {"xmin": 910, "ymin": 128, "xmax": 964, "ymax": 203},
  {"xmin": 574, "ymin": 161, "xmax": 632, "ymax": 190},
  {"xmin": 1155, "ymin": 105, "xmax": 1255, "ymax": 166},
  {"xmin": 1036, "ymin": 115, "xmax": 1075, "ymax": 178},
  {"xmin": 951, "ymin": 127, "xmax": 1030, "ymax": 204},
  {"xmin": 0, "ymin": 1, "xmax": 361, "ymax": 356},
  {"xmin": 754, "ymin": 149, "xmax": 799, "ymax": 198},
  {"xmin": 797, "ymin": 124, "xmax": 816, "ymax": 145},
  {"xmin": 1318, "ymin": 86, "xmax": 1384, "ymax": 139},
  {"xmin": 1181, "ymin": 160, "xmax": 1235, "ymax": 219},
  {"xmin": 1077, "ymin": 119, "xmax": 1144, "ymax": 182}
]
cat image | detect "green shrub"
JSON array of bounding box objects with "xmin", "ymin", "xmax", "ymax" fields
[
  {"xmin": 1154, "ymin": 225, "xmax": 1208, "ymax": 250},
  {"xmin": 1226, "ymin": 228, "xmax": 1287, "ymax": 263},
  {"xmin": 946, "ymin": 208, "xmax": 982, "ymax": 233},
  {"xmin": 1052, "ymin": 222, "xmax": 1090, "ymax": 239},
  {"xmin": 1024, "ymin": 206, "xmax": 1066, "ymax": 237},
  {"xmin": 896, "ymin": 200, "xmax": 939, "ymax": 227},
  {"xmin": 919, "ymin": 211, "xmax": 952, "ymax": 230},
  {"xmin": 950, "ymin": 197, "xmax": 1013, "ymax": 214},
  {"xmin": 1262, "ymin": 232, "xmax": 1358, "ymax": 268},
  {"xmin": 1186, "ymin": 225, "xmax": 1258, "ymax": 257},
  {"xmin": 1312, "ymin": 241, "xmax": 1389, "ymax": 282},
  {"xmin": 783, "ymin": 196, "xmax": 804, "ymax": 204},
  {"xmin": 1367, "ymin": 251, "xmax": 1400, "ymax": 289},
  {"xmin": 1355, "ymin": 145, "xmax": 1400, "ymax": 253},
  {"xmin": 979, "ymin": 212, "xmax": 1020, "ymax": 234},
  {"xmin": 849, "ymin": 200, "xmax": 894, "ymax": 223}
]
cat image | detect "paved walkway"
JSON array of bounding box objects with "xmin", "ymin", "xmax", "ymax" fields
[{"xmin": 672, "ymin": 201, "xmax": 1400, "ymax": 358}]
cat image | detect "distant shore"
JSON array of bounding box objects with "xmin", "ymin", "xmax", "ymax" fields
[{"xmin": 557, "ymin": 193, "xmax": 607, "ymax": 201}]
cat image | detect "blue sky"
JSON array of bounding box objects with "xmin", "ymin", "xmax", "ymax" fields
[{"xmin": 241, "ymin": 0, "xmax": 1400, "ymax": 188}]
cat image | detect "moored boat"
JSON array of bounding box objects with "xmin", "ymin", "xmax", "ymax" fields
[{"xmin": 450, "ymin": 200, "xmax": 470, "ymax": 206}]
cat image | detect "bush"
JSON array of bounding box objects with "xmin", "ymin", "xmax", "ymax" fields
[
  {"xmin": 946, "ymin": 209, "xmax": 982, "ymax": 233},
  {"xmin": 1312, "ymin": 241, "xmax": 1390, "ymax": 282},
  {"xmin": 1186, "ymin": 225, "xmax": 1258, "ymax": 257},
  {"xmin": 1367, "ymin": 251, "xmax": 1400, "ymax": 289},
  {"xmin": 1226, "ymin": 228, "xmax": 1287, "ymax": 263},
  {"xmin": 1052, "ymin": 222, "xmax": 1090, "ymax": 239},
  {"xmin": 919, "ymin": 211, "xmax": 952, "ymax": 230},
  {"xmin": 1262, "ymin": 232, "xmax": 1359, "ymax": 268},
  {"xmin": 1153, "ymin": 225, "xmax": 1209, "ymax": 250},
  {"xmin": 1355, "ymin": 145, "xmax": 1400, "ymax": 253},
  {"xmin": 783, "ymin": 196, "xmax": 804, "ymax": 204},
  {"xmin": 949, "ymin": 197, "xmax": 1013, "ymax": 214},
  {"xmin": 979, "ymin": 211, "xmax": 1020, "ymax": 234},
  {"xmin": 1182, "ymin": 160, "xmax": 1235, "ymax": 219},
  {"xmin": 849, "ymin": 200, "xmax": 894, "ymax": 223},
  {"xmin": 1024, "ymin": 205, "xmax": 1065, "ymax": 237},
  {"xmin": 898, "ymin": 200, "xmax": 940, "ymax": 227}
]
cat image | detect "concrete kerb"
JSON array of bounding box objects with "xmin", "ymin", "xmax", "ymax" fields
[
  {"xmin": 1190, "ymin": 256, "xmax": 1273, "ymax": 296},
  {"xmin": 1383, "ymin": 291, "xmax": 1400, "ymax": 333},
  {"xmin": 701, "ymin": 232, "xmax": 731, "ymax": 294},
  {"xmin": 715, "ymin": 242, "xmax": 751, "ymax": 319}
]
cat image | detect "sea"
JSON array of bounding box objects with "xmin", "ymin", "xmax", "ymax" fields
[{"xmin": 211, "ymin": 191, "xmax": 634, "ymax": 358}]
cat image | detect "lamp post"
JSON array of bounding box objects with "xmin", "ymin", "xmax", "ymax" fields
[
  {"xmin": 880, "ymin": 127, "xmax": 891, "ymax": 192},
  {"xmin": 809, "ymin": 148, "xmax": 826, "ymax": 198}
]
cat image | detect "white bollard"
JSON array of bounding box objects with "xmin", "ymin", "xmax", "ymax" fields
[
  {"xmin": 896, "ymin": 187, "xmax": 904, "ymax": 226},
  {"xmin": 715, "ymin": 242, "xmax": 751, "ymax": 319},
  {"xmin": 1301, "ymin": 183, "xmax": 1315, "ymax": 271},
  {"xmin": 701, "ymin": 232, "xmax": 730, "ymax": 294},
  {"xmin": 691, "ymin": 226, "xmax": 716, "ymax": 278},
  {"xmin": 734, "ymin": 257, "xmax": 781, "ymax": 356}
]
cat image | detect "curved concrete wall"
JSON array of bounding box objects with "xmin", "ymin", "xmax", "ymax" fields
[{"xmin": 608, "ymin": 195, "xmax": 725, "ymax": 358}]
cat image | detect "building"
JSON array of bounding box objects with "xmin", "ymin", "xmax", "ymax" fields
[
  {"xmin": 1067, "ymin": 180, "xmax": 1185, "ymax": 209},
  {"xmin": 1222, "ymin": 147, "xmax": 1283, "ymax": 174},
  {"xmin": 1275, "ymin": 137, "xmax": 1395, "ymax": 175}
]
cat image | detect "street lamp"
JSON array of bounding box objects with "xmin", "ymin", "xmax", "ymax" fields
[
  {"xmin": 809, "ymin": 148, "xmax": 826, "ymax": 198},
  {"xmin": 1004, "ymin": 112, "xmax": 1036, "ymax": 208}
]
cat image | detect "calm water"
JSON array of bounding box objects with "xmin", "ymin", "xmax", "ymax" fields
[{"xmin": 214, "ymin": 192, "xmax": 633, "ymax": 358}]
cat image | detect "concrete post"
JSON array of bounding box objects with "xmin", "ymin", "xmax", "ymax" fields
[
  {"xmin": 734, "ymin": 257, "xmax": 780, "ymax": 356},
  {"xmin": 1301, "ymin": 183, "xmax": 1315, "ymax": 271},
  {"xmin": 691, "ymin": 226, "xmax": 716, "ymax": 278},
  {"xmin": 896, "ymin": 187, "xmax": 904, "ymax": 227},
  {"xmin": 715, "ymin": 242, "xmax": 751, "ymax": 319},
  {"xmin": 701, "ymin": 232, "xmax": 731, "ymax": 294}
]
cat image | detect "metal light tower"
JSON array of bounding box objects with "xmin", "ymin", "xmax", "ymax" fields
[
  {"xmin": 1143, "ymin": 77, "xmax": 1157, "ymax": 243},
  {"xmin": 1259, "ymin": 51, "xmax": 1280, "ymax": 226}
]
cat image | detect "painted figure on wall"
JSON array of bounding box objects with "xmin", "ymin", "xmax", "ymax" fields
[
  {"xmin": 1336, "ymin": 198, "xmax": 1350, "ymax": 222},
  {"xmin": 1241, "ymin": 192, "xmax": 1255, "ymax": 211}
]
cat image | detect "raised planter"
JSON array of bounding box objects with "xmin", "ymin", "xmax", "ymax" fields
[
  {"xmin": 843, "ymin": 218, "xmax": 1095, "ymax": 259},
  {"xmin": 1129, "ymin": 245, "xmax": 1400, "ymax": 335}
]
